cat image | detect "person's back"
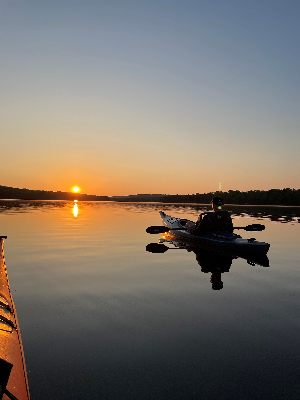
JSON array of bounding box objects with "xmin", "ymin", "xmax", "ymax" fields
[
  {"xmin": 188, "ymin": 197, "xmax": 233, "ymax": 236},
  {"xmin": 199, "ymin": 210, "xmax": 233, "ymax": 233}
]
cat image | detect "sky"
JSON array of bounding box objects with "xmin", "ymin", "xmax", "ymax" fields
[{"xmin": 1, "ymin": 0, "xmax": 299, "ymax": 196}]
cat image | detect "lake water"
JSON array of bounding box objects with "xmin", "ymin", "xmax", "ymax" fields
[{"xmin": 0, "ymin": 200, "xmax": 300, "ymax": 400}]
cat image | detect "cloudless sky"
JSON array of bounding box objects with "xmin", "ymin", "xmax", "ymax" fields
[{"xmin": 1, "ymin": 0, "xmax": 299, "ymax": 195}]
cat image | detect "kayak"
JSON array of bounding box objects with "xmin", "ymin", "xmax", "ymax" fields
[
  {"xmin": 0, "ymin": 237, "xmax": 30, "ymax": 400},
  {"xmin": 159, "ymin": 211, "xmax": 270, "ymax": 255}
]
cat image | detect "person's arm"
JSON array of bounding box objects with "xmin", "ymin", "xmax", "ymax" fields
[
  {"xmin": 223, "ymin": 211, "xmax": 234, "ymax": 233},
  {"xmin": 228, "ymin": 216, "xmax": 234, "ymax": 233},
  {"xmin": 190, "ymin": 214, "xmax": 209, "ymax": 235},
  {"xmin": 186, "ymin": 213, "xmax": 204, "ymax": 230},
  {"xmin": 195, "ymin": 213, "xmax": 205, "ymax": 227}
]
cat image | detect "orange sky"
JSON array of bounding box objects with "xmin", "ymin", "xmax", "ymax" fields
[{"xmin": 1, "ymin": 2, "xmax": 299, "ymax": 196}]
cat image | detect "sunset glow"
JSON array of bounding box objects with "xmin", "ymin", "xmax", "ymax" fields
[{"xmin": 1, "ymin": 2, "xmax": 299, "ymax": 196}]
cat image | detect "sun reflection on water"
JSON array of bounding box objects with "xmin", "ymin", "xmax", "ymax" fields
[{"xmin": 73, "ymin": 201, "xmax": 78, "ymax": 218}]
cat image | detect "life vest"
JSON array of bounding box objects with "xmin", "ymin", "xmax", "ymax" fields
[{"xmin": 202, "ymin": 211, "xmax": 232, "ymax": 232}]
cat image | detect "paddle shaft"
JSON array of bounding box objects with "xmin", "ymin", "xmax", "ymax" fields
[
  {"xmin": 146, "ymin": 243, "xmax": 180, "ymax": 253},
  {"xmin": 146, "ymin": 223, "xmax": 265, "ymax": 234}
]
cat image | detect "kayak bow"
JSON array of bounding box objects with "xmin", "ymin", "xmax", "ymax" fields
[{"xmin": 0, "ymin": 237, "xmax": 30, "ymax": 400}]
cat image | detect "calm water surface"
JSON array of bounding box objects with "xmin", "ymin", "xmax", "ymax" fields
[{"xmin": 0, "ymin": 201, "xmax": 300, "ymax": 400}]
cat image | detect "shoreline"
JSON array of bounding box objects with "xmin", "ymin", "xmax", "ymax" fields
[{"xmin": 1, "ymin": 199, "xmax": 300, "ymax": 208}]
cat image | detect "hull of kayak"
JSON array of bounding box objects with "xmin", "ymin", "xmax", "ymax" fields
[
  {"xmin": 159, "ymin": 232, "xmax": 270, "ymax": 268},
  {"xmin": 0, "ymin": 238, "xmax": 30, "ymax": 400},
  {"xmin": 159, "ymin": 211, "xmax": 270, "ymax": 255}
]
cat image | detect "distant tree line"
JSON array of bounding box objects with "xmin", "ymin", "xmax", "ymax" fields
[
  {"xmin": 1, "ymin": 185, "xmax": 300, "ymax": 206},
  {"xmin": 0, "ymin": 185, "xmax": 109, "ymax": 201},
  {"xmin": 112, "ymin": 188, "xmax": 300, "ymax": 206},
  {"xmin": 111, "ymin": 194, "xmax": 167, "ymax": 202},
  {"xmin": 159, "ymin": 188, "xmax": 300, "ymax": 206}
]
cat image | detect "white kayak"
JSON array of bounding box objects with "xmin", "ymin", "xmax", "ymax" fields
[{"xmin": 159, "ymin": 211, "xmax": 270, "ymax": 255}]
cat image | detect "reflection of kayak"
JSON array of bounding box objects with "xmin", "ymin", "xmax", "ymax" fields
[
  {"xmin": 147, "ymin": 233, "xmax": 269, "ymax": 291},
  {"xmin": 159, "ymin": 232, "xmax": 270, "ymax": 268},
  {"xmin": 159, "ymin": 211, "xmax": 270, "ymax": 255},
  {"xmin": 0, "ymin": 237, "xmax": 30, "ymax": 400}
]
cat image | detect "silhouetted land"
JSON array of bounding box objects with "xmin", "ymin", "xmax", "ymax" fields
[
  {"xmin": 0, "ymin": 185, "xmax": 109, "ymax": 201},
  {"xmin": 1, "ymin": 186, "xmax": 300, "ymax": 206},
  {"xmin": 111, "ymin": 188, "xmax": 300, "ymax": 206}
]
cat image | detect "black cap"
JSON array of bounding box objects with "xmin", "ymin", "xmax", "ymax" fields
[{"xmin": 211, "ymin": 196, "xmax": 224, "ymax": 206}]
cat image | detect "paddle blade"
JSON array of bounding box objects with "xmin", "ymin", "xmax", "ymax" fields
[
  {"xmin": 146, "ymin": 226, "xmax": 170, "ymax": 234},
  {"xmin": 146, "ymin": 243, "xmax": 169, "ymax": 253},
  {"xmin": 244, "ymin": 224, "xmax": 265, "ymax": 231}
]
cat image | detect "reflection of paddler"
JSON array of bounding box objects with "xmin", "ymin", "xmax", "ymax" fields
[
  {"xmin": 210, "ymin": 273, "xmax": 223, "ymax": 291},
  {"xmin": 192, "ymin": 248, "xmax": 233, "ymax": 290}
]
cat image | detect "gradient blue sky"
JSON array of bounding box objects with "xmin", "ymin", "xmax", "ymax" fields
[{"xmin": 1, "ymin": 0, "xmax": 299, "ymax": 195}]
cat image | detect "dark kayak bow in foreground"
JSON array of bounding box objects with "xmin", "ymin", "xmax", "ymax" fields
[{"xmin": 147, "ymin": 211, "xmax": 270, "ymax": 255}]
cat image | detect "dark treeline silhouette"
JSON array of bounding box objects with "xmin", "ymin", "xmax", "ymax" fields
[
  {"xmin": 159, "ymin": 189, "xmax": 300, "ymax": 206},
  {"xmin": 0, "ymin": 185, "xmax": 109, "ymax": 201},
  {"xmin": 111, "ymin": 194, "xmax": 167, "ymax": 202},
  {"xmin": 1, "ymin": 185, "xmax": 300, "ymax": 206},
  {"xmin": 112, "ymin": 188, "xmax": 300, "ymax": 206}
]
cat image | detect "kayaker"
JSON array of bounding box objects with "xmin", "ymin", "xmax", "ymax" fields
[{"xmin": 186, "ymin": 196, "xmax": 233, "ymax": 235}]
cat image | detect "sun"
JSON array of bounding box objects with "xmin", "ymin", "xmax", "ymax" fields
[{"xmin": 72, "ymin": 186, "xmax": 80, "ymax": 193}]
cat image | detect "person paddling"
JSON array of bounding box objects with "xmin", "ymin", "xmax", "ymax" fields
[{"xmin": 186, "ymin": 196, "xmax": 233, "ymax": 236}]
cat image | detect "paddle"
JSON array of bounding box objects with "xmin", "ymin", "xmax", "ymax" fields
[
  {"xmin": 146, "ymin": 224, "xmax": 265, "ymax": 234},
  {"xmin": 234, "ymin": 224, "xmax": 265, "ymax": 231},
  {"xmin": 146, "ymin": 243, "xmax": 178, "ymax": 253}
]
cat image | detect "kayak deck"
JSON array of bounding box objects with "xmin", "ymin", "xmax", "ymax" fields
[
  {"xmin": 0, "ymin": 238, "xmax": 30, "ymax": 400},
  {"xmin": 159, "ymin": 211, "xmax": 270, "ymax": 254}
]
